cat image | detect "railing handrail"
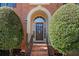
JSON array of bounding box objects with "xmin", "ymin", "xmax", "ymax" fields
[{"xmin": 29, "ymin": 34, "xmax": 33, "ymax": 55}]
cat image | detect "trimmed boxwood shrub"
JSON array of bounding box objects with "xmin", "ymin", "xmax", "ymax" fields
[
  {"xmin": 0, "ymin": 7, "xmax": 23, "ymax": 54},
  {"xmin": 49, "ymin": 4, "xmax": 79, "ymax": 55}
]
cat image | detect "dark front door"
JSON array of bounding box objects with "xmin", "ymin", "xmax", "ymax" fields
[{"xmin": 36, "ymin": 23, "xmax": 43, "ymax": 40}]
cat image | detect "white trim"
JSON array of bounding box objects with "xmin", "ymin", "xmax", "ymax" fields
[{"xmin": 26, "ymin": 5, "xmax": 51, "ymax": 43}]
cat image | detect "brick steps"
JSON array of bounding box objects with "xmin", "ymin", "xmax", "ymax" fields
[
  {"xmin": 31, "ymin": 43, "xmax": 48, "ymax": 56},
  {"xmin": 31, "ymin": 51, "xmax": 48, "ymax": 56}
]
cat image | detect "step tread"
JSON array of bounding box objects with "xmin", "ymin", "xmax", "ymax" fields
[
  {"xmin": 31, "ymin": 51, "xmax": 48, "ymax": 56},
  {"xmin": 32, "ymin": 46, "xmax": 48, "ymax": 50},
  {"xmin": 31, "ymin": 43, "xmax": 48, "ymax": 56}
]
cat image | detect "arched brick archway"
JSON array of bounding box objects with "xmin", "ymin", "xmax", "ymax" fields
[
  {"xmin": 31, "ymin": 10, "xmax": 48, "ymax": 43},
  {"xmin": 27, "ymin": 5, "xmax": 51, "ymax": 43}
]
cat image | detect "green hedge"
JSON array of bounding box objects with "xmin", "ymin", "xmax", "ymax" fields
[
  {"xmin": 49, "ymin": 4, "xmax": 79, "ymax": 55},
  {"xmin": 0, "ymin": 7, "xmax": 23, "ymax": 50}
]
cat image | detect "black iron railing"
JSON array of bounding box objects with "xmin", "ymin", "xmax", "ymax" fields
[{"xmin": 29, "ymin": 34, "xmax": 33, "ymax": 56}]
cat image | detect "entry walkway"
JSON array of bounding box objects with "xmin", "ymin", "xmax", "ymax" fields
[{"xmin": 30, "ymin": 43, "xmax": 48, "ymax": 56}]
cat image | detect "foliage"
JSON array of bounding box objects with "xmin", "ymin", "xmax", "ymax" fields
[
  {"xmin": 0, "ymin": 7, "xmax": 23, "ymax": 50},
  {"xmin": 49, "ymin": 4, "xmax": 79, "ymax": 55}
]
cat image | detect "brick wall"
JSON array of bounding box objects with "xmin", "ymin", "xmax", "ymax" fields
[{"xmin": 11, "ymin": 3, "xmax": 63, "ymax": 51}]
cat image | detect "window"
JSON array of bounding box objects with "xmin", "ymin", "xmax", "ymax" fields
[
  {"xmin": 34, "ymin": 18, "xmax": 45, "ymax": 22},
  {"xmin": 0, "ymin": 3, "xmax": 6, "ymax": 7},
  {"xmin": 0, "ymin": 3, "xmax": 16, "ymax": 7}
]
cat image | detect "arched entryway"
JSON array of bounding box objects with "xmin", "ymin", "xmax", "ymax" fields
[{"xmin": 27, "ymin": 5, "xmax": 51, "ymax": 43}]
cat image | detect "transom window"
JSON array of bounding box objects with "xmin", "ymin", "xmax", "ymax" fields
[{"xmin": 34, "ymin": 17, "xmax": 45, "ymax": 22}]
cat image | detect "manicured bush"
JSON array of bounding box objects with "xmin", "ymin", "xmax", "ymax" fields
[
  {"xmin": 49, "ymin": 4, "xmax": 79, "ymax": 55},
  {"xmin": 0, "ymin": 7, "xmax": 23, "ymax": 53}
]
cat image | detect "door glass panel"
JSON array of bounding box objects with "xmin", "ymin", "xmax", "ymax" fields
[{"xmin": 36, "ymin": 23, "xmax": 43, "ymax": 40}]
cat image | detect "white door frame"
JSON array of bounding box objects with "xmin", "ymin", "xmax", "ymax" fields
[{"xmin": 26, "ymin": 5, "xmax": 51, "ymax": 43}]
